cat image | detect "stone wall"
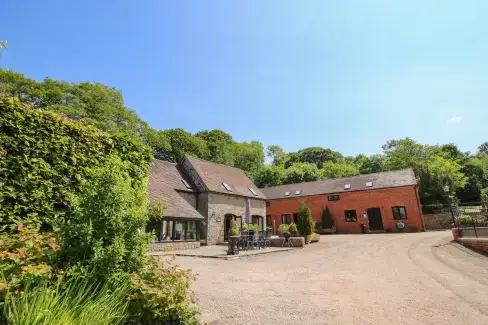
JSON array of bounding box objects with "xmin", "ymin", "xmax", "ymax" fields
[
  {"xmin": 268, "ymin": 237, "xmax": 305, "ymax": 247},
  {"xmin": 149, "ymin": 241, "xmax": 200, "ymax": 251},
  {"xmin": 457, "ymin": 237, "xmax": 488, "ymax": 254},
  {"xmin": 460, "ymin": 227, "xmax": 488, "ymax": 238},
  {"xmin": 424, "ymin": 213, "xmax": 453, "ymax": 230},
  {"xmin": 206, "ymin": 193, "xmax": 266, "ymax": 245}
]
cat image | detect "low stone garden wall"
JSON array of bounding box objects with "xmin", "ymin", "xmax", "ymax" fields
[
  {"xmin": 424, "ymin": 213, "xmax": 453, "ymax": 230},
  {"xmin": 457, "ymin": 237, "xmax": 488, "ymax": 254},
  {"xmin": 269, "ymin": 237, "xmax": 305, "ymax": 247},
  {"xmin": 149, "ymin": 241, "xmax": 200, "ymax": 251},
  {"xmin": 452, "ymin": 227, "xmax": 488, "ymax": 255}
]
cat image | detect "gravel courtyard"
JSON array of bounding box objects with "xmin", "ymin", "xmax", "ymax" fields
[{"xmin": 174, "ymin": 231, "xmax": 488, "ymax": 325}]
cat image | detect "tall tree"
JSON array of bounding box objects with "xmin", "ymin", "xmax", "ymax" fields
[
  {"xmin": 162, "ymin": 128, "xmax": 208, "ymax": 161},
  {"xmin": 233, "ymin": 141, "xmax": 265, "ymax": 178},
  {"xmin": 254, "ymin": 165, "xmax": 285, "ymax": 188},
  {"xmin": 283, "ymin": 162, "xmax": 320, "ymax": 184},
  {"xmin": 382, "ymin": 138, "xmax": 426, "ymax": 170},
  {"xmin": 321, "ymin": 161, "xmax": 359, "ymax": 179},
  {"xmin": 478, "ymin": 142, "xmax": 488, "ymax": 155},
  {"xmin": 195, "ymin": 129, "xmax": 234, "ymax": 165},
  {"xmin": 266, "ymin": 145, "xmax": 288, "ymax": 166},
  {"xmin": 297, "ymin": 147, "xmax": 343, "ymax": 168}
]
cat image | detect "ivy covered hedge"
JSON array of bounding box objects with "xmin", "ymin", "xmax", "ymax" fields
[{"xmin": 0, "ymin": 96, "xmax": 152, "ymax": 231}]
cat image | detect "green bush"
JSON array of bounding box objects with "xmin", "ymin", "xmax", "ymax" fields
[
  {"xmin": 229, "ymin": 219, "xmax": 239, "ymax": 236},
  {"xmin": 1, "ymin": 277, "xmax": 129, "ymax": 325},
  {"xmin": 242, "ymin": 223, "xmax": 260, "ymax": 231},
  {"xmin": 278, "ymin": 224, "xmax": 289, "ymax": 235},
  {"xmin": 288, "ymin": 222, "xmax": 298, "ymax": 234},
  {"xmin": 457, "ymin": 214, "xmax": 473, "ymax": 225},
  {"xmin": 295, "ymin": 202, "xmax": 314, "ymax": 236},
  {"xmin": 321, "ymin": 206, "xmax": 334, "ymax": 229},
  {"xmin": 0, "ymin": 96, "xmax": 152, "ymax": 231}
]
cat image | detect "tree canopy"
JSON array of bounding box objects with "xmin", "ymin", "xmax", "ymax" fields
[{"xmin": 3, "ymin": 68, "xmax": 488, "ymax": 205}]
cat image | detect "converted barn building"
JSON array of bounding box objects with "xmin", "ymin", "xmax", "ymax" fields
[{"xmin": 260, "ymin": 168, "xmax": 425, "ymax": 233}]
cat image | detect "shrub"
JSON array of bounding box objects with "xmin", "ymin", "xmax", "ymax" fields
[
  {"xmin": 229, "ymin": 219, "xmax": 239, "ymax": 236},
  {"xmin": 242, "ymin": 223, "xmax": 260, "ymax": 231},
  {"xmin": 296, "ymin": 202, "xmax": 314, "ymax": 236},
  {"xmin": 278, "ymin": 224, "xmax": 289, "ymax": 235},
  {"xmin": 0, "ymin": 96, "xmax": 152, "ymax": 231},
  {"xmin": 57, "ymin": 156, "xmax": 149, "ymax": 279},
  {"xmin": 310, "ymin": 233, "xmax": 320, "ymax": 243},
  {"xmin": 321, "ymin": 206, "xmax": 334, "ymax": 229},
  {"xmin": 288, "ymin": 222, "xmax": 298, "ymax": 234},
  {"xmin": 1, "ymin": 277, "xmax": 129, "ymax": 325},
  {"xmin": 0, "ymin": 225, "xmax": 60, "ymax": 300},
  {"xmin": 125, "ymin": 257, "xmax": 198, "ymax": 325},
  {"xmin": 457, "ymin": 214, "xmax": 473, "ymax": 225}
]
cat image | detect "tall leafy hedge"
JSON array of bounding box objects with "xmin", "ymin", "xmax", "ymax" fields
[{"xmin": 0, "ymin": 96, "xmax": 152, "ymax": 231}]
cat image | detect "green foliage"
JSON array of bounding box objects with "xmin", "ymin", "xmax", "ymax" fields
[
  {"xmin": 1, "ymin": 277, "xmax": 129, "ymax": 325},
  {"xmin": 125, "ymin": 257, "xmax": 198, "ymax": 325},
  {"xmin": 295, "ymin": 202, "xmax": 314, "ymax": 236},
  {"xmin": 228, "ymin": 219, "xmax": 239, "ymax": 236},
  {"xmin": 481, "ymin": 188, "xmax": 488, "ymax": 207},
  {"xmin": 147, "ymin": 200, "xmax": 166, "ymax": 221},
  {"xmin": 278, "ymin": 224, "xmax": 289, "ymax": 235},
  {"xmin": 321, "ymin": 206, "xmax": 334, "ymax": 229},
  {"xmin": 195, "ymin": 129, "xmax": 234, "ymax": 165},
  {"xmin": 242, "ymin": 223, "xmax": 260, "ymax": 232},
  {"xmin": 0, "ymin": 96, "xmax": 152, "ymax": 231},
  {"xmin": 457, "ymin": 214, "xmax": 473, "ymax": 225},
  {"xmin": 0, "ymin": 41, "xmax": 7, "ymax": 55},
  {"xmin": 288, "ymin": 222, "xmax": 298, "ymax": 234},
  {"xmin": 283, "ymin": 162, "xmax": 320, "ymax": 184},
  {"xmin": 266, "ymin": 145, "xmax": 288, "ymax": 166},
  {"xmin": 253, "ymin": 165, "xmax": 284, "ymax": 187},
  {"xmin": 321, "ymin": 161, "xmax": 359, "ymax": 179},
  {"xmin": 233, "ymin": 141, "xmax": 265, "ymax": 179},
  {"xmin": 297, "ymin": 147, "xmax": 343, "ymax": 168},
  {"xmin": 57, "ymin": 156, "xmax": 150, "ymax": 279},
  {"xmin": 0, "ymin": 226, "xmax": 60, "ymax": 296},
  {"xmin": 310, "ymin": 233, "xmax": 320, "ymax": 243}
]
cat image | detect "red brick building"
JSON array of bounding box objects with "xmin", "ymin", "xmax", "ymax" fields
[{"xmin": 260, "ymin": 168, "xmax": 425, "ymax": 233}]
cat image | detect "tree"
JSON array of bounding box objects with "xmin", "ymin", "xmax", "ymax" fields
[
  {"xmin": 321, "ymin": 161, "xmax": 359, "ymax": 179},
  {"xmin": 321, "ymin": 206, "xmax": 334, "ymax": 229},
  {"xmin": 0, "ymin": 40, "xmax": 7, "ymax": 55},
  {"xmin": 266, "ymin": 145, "xmax": 288, "ymax": 166},
  {"xmin": 297, "ymin": 147, "xmax": 343, "ymax": 168},
  {"xmin": 195, "ymin": 129, "xmax": 234, "ymax": 165},
  {"xmin": 162, "ymin": 128, "xmax": 208, "ymax": 161},
  {"xmin": 282, "ymin": 162, "xmax": 320, "ymax": 184},
  {"xmin": 233, "ymin": 141, "xmax": 265, "ymax": 178},
  {"xmin": 356, "ymin": 154, "xmax": 386, "ymax": 174},
  {"xmin": 284, "ymin": 152, "xmax": 300, "ymax": 168},
  {"xmin": 479, "ymin": 142, "xmax": 488, "ymax": 155},
  {"xmin": 382, "ymin": 138, "xmax": 426, "ymax": 170},
  {"xmin": 295, "ymin": 202, "xmax": 313, "ymax": 236},
  {"xmin": 254, "ymin": 165, "xmax": 285, "ymax": 187}
]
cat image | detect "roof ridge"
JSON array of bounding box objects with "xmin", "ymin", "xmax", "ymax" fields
[
  {"xmin": 261, "ymin": 168, "xmax": 414, "ymax": 190},
  {"xmin": 185, "ymin": 154, "xmax": 246, "ymax": 172}
]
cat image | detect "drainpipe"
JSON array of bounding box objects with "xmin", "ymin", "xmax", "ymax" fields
[{"xmin": 414, "ymin": 185, "xmax": 426, "ymax": 231}]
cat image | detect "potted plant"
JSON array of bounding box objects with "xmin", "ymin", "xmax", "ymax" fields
[
  {"xmin": 321, "ymin": 206, "xmax": 336, "ymax": 234},
  {"xmin": 278, "ymin": 223, "xmax": 289, "ymax": 236},
  {"xmin": 296, "ymin": 202, "xmax": 314, "ymax": 244},
  {"xmin": 288, "ymin": 222, "xmax": 299, "ymax": 237},
  {"xmin": 227, "ymin": 219, "xmax": 240, "ymax": 255}
]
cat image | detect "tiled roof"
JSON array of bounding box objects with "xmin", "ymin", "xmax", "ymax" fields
[
  {"xmin": 148, "ymin": 159, "xmax": 203, "ymax": 219},
  {"xmin": 186, "ymin": 156, "xmax": 267, "ymax": 200},
  {"xmin": 260, "ymin": 168, "xmax": 417, "ymax": 200}
]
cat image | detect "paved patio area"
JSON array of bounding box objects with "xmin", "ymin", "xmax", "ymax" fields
[
  {"xmin": 172, "ymin": 231, "xmax": 488, "ymax": 325},
  {"xmin": 150, "ymin": 244, "xmax": 295, "ymax": 259}
]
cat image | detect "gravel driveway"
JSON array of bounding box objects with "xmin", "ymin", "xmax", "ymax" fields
[{"xmin": 174, "ymin": 231, "xmax": 488, "ymax": 325}]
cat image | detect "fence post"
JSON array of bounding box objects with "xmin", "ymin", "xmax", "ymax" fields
[
  {"xmin": 471, "ymin": 214, "xmax": 478, "ymax": 238},
  {"xmin": 449, "ymin": 204, "xmax": 456, "ymax": 228}
]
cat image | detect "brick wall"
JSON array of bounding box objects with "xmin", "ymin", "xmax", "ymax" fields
[
  {"xmin": 149, "ymin": 241, "xmax": 200, "ymax": 251},
  {"xmin": 266, "ymin": 186, "xmax": 424, "ymax": 234}
]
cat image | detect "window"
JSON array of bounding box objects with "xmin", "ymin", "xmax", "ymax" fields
[
  {"xmin": 392, "ymin": 206, "xmax": 408, "ymax": 220},
  {"xmin": 181, "ymin": 179, "xmax": 192, "ymax": 189},
  {"xmin": 295, "ymin": 190, "xmax": 301, "ymax": 195},
  {"xmin": 344, "ymin": 184, "xmax": 351, "ymax": 190},
  {"xmin": 293, "ymin": 213, "xmax": 298, "ymax": 222},
  {"xmin": 328, "ymin": 195, "xmax": 340, "ymax": 201},
  {"xmin": 266, "ymin": 215, "xmax": 272, "ymax": 226},
  {"xmin": 284, "ymin": 191, "xmax": 290, "ymax": 196},
  {"xmin": 147, "ymin": 220, "xmax": 199, "ymax": 242},
  {"xmin": 344, "ymin": 210, "xmax": 357, "ymax": 222},
  {"xmin": 266, "ymin": 201, "xmax": 271, "ymax": 207},
  {"xmin": 366, "ymin": 181, "xmax": 373, "ymax": 188},
  {"xmin": 252, "ymin": 216, "xmax": 263, "ymax": 230},
  {"xmin": 281, "ymin": 214, "xmax": 291, "ymax": 224},
  {"xmin": 222, "ymin": 183, "xmax": 232, "ymax": 192},
  {"xmin": 249, "ymin": 187, "xmax": 258, "ymax": 196}
]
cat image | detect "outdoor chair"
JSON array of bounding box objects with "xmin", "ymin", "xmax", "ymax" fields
[
  {"xmin": 245, "ymin": 231, "xmax": 259, "ymax": 250},
  {"xmin": 258, "ymin": 230, "xmax": 270, "ymax": 249}
]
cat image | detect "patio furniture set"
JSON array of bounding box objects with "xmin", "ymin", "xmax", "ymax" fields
[{"xmin": 227, "ymin": 230, "xmax": 271, "ymax": 255}]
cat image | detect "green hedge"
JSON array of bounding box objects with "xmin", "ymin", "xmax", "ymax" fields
[{"xmin": 0, "ymin": 96, "xmax": 152, "ymax": 231}]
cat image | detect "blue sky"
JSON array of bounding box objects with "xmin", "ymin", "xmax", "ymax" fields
[{"xmin": 2, "ymin": 0, "xmax": 488, "ymax": 156}]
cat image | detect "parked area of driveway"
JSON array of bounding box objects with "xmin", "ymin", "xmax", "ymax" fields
[{"xmin": 173, "ymin": 231, "xmax": 488, "ymax": 325}]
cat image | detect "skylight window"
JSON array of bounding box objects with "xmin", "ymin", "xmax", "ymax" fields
[
  {"xmin": 181, "ymin": 179, "xmax": 192, "ymax": 189},
  {"xmin": 223, "ymin": 183, "xmax": 232, "ymax": 192},
  {"xmin": 295, "ymin": 190, "xmax": 301, "ymax": 195},
  {"xmin": 249, "ymin": 188, "xmax": 258, "ymax": 196},
  {"xmin": 366, "ymin": 181, "xmax": 373, "ymax": 188},
  {"xmin": 344, "ymin": 184, "xmax": 351, "ymax": 190},
  {"xmin": 284, "ymin": 191, "xmax": 290, "ymax": 196}
]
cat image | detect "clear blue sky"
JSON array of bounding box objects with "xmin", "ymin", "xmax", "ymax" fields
[{"xmin": 2, "ymin": 1, "xmax": 488, "ymax": 156}]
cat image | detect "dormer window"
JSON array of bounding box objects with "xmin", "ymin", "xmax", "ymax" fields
[
  {"xmin": 181, "ymin": 179, "xmax": 192, "ymax": 189},
  {"xmin": 344, "ymin": 184, "xmax": 351, "ymax": 190},
  {"xmin": 249, "ymin": 188, "xmax": 258, "ymax": 196},
  {"xmin": 366, "ymin": 181, "xmax": 373, "ymax": 188},
  {"xmin": 295, "ymin": 190, "xmax": 301, "ymax": 195},
  {"xmin": 223, "ymin": 183, "xmax": 232, "ymax": 192},
  {"xmin": 284, "ymin": 191, "xmax": 290, "ymax": 196}
]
